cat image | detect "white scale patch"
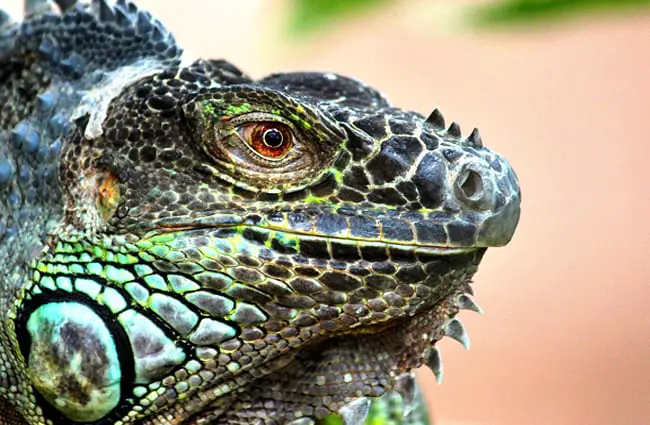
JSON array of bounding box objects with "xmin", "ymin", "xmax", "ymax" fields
[
  {"xmin": 73, "ymin": 59, "xmax": 165, "ymax": 139},
  {"xmin": 73, "ymin": 50, "xmax": 199, "ymax": 140}
]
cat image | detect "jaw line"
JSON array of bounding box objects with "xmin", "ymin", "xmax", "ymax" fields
[{"xmin": 154, "ymin": 223, "xmax": 477, "ymax": 255}]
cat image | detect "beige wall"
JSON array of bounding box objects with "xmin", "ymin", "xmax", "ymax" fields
[{"xmin": 6, "ymin": 1, "xmax": 649, "ymax": 424}]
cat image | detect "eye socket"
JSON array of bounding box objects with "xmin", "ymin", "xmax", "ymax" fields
[{"xmin": 238, "ymin": 122, "xmax": 294, "ymax": 160}]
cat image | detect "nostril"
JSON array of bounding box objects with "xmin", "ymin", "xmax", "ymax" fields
[{"xmin": 458, "ymin": 170, "xmax": 484, "ymax": 201}]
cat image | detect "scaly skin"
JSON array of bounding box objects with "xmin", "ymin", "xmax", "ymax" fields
[{"xmin": 0, "ymin": 1, "xmax": 521, "ymax": 424}]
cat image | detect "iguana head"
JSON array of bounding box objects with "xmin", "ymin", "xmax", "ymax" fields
[{"xmin": 11, "ymin": 40, "xmax": 520, "ymax": 425}]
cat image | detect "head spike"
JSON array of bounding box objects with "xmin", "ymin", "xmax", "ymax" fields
[
  {"xmin": 395, "ymin": 373, "xmax": 417, "ymax": 417},
  {"xmin": 458, "ymin": 294, "xmax": 483, "ymax": 314},
  {"xmin": 468, "ymin": 127, "xmax": 483, "ymax": 148},
  {"xmin": 97, "ymin": 0, "xmax": 115, "ymax": 21},
  {"xmin": 425, "ymin": 108, "xmax": 445, "ymax": 129},
  {"xmin": 53, "ymin": 0, "xmax": 80, "ymax": 12},
  {"xmin": 151, "ymin": 23, "xmax": 165, "ymax": 41},
  {"xmin": 423, "ymin": 347, "xmax": 443, "ymax": 384},
  {"xmin": 447, "ymin": 122, "xmax": 461, "ymax": 138},
  {"xmin": 339, "ymin": 397, "xmax": 371, "ymax": 425},
  {"xmin": 113, "ymin": 4, "xmax": 131, "ymax": 26},
  {"xmin": 445, "ymin": 318, "xmax": 470, "ymax": 350},
  {"xmin": 136, "ymin": 10, "xmax": 154, "ymax": 33}
]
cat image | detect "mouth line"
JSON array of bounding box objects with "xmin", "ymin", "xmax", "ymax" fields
[{"xmin": 155, "ymin": 223, "xmax": 477, "ymax": 255}]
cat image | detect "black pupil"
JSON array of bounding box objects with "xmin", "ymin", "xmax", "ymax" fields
[{"xmin": 263, "ymin": 128, "xmax": 284, "ymax": 148}]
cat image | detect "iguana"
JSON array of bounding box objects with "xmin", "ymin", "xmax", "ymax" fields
[{"xmin": 0, "ymin": 1, "xmax": 521, "ymax": 424}]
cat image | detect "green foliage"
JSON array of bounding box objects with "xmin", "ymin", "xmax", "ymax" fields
[
  {"xmin": 472, "ymin": 0, "xmax": 650, "ymax": 26},
  {"xmin": 287, "ymin": 0, "xmax": 650, "ymax": 33},
  {"xmin": 318, "ymin": 413, "xmax": 344, "ymax": 425},
  {"xmin": 288, "ymin": 0, "xmax": 391, "ymax": 33}
]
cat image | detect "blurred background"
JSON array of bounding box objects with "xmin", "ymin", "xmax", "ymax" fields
[{"xmin": 6, "ymin": 0, "xmax": 649, "ymax": 424}]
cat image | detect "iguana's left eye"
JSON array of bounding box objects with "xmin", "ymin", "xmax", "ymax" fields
[{"xmin": 238, "ymin": 122, "xmax": 293, "ymax": 160}]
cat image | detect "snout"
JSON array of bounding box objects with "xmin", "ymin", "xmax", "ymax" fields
[{"xmin": 368, "ymin": 137, "xmax": 521, "ymax": 249}]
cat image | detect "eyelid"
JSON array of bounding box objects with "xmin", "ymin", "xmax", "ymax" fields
[{"xmin": 228, "ymin": 112, "xmax": 291, "ymax": 126}]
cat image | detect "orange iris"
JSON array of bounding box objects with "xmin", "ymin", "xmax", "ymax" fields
[{"xmin": 241, "ymin": 123, "xmax": 293, "ymax": 159}]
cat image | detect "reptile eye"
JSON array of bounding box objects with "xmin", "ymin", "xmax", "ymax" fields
[{"xmin": 239, "ymin": 123, "xmax": 293, "ymax": 160}]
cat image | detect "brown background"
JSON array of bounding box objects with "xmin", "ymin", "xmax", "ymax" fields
[{"xmin": 6, "ymin": 1, "xmax": 649, "ymax": 424}]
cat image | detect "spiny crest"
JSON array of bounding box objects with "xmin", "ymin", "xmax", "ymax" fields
[
  {"xmin": 467, "ymin": 127, "xmax": 483, "ymax": 148},
  {"xmin": 447, "ymin": 121, "xmax": 461, "ymax": 138},
  {"xmin": 425, "ymin": 108, "xmax": 484, "ymax": 148},
  {"xmin": 17, "ymin": 0, "xmax": 172, "ymax": 42},
  {"xmin": 425, "ymin": 108, "xmax": 445, "ymax": 129}
]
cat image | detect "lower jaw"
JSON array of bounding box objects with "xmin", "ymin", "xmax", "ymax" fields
[
  {"xmin": 182, "ymin": 280, "xmax": 475, "ymax": 425},
  {"xmin": 177, "ymin": 250, "xmax": 486, "ymax": 424}
]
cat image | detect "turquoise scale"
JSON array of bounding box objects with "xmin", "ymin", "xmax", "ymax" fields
[{"xmin": 25, "ymin": 302, "xmax": 122, "ymax": 422}]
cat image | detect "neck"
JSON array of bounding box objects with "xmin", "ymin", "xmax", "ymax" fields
[{"xmin": 0, "ymin": 131, "xmax": 63, "ymax": 301}]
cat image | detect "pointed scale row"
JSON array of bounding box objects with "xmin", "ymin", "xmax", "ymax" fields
[
  {"xmin": 424, "ymin": 291, "xmax": 484, "ymax": 384},
  {"xmin": 20, "ymin": 0, "xmax": 171, "ymax": 42},
  {"xmin": 288, "ymin": 292, "xmax": 484, "ymax": 424},
  {"xmin": 425, "ymin": 108, "xmax": 483, "ymax": 148}
]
